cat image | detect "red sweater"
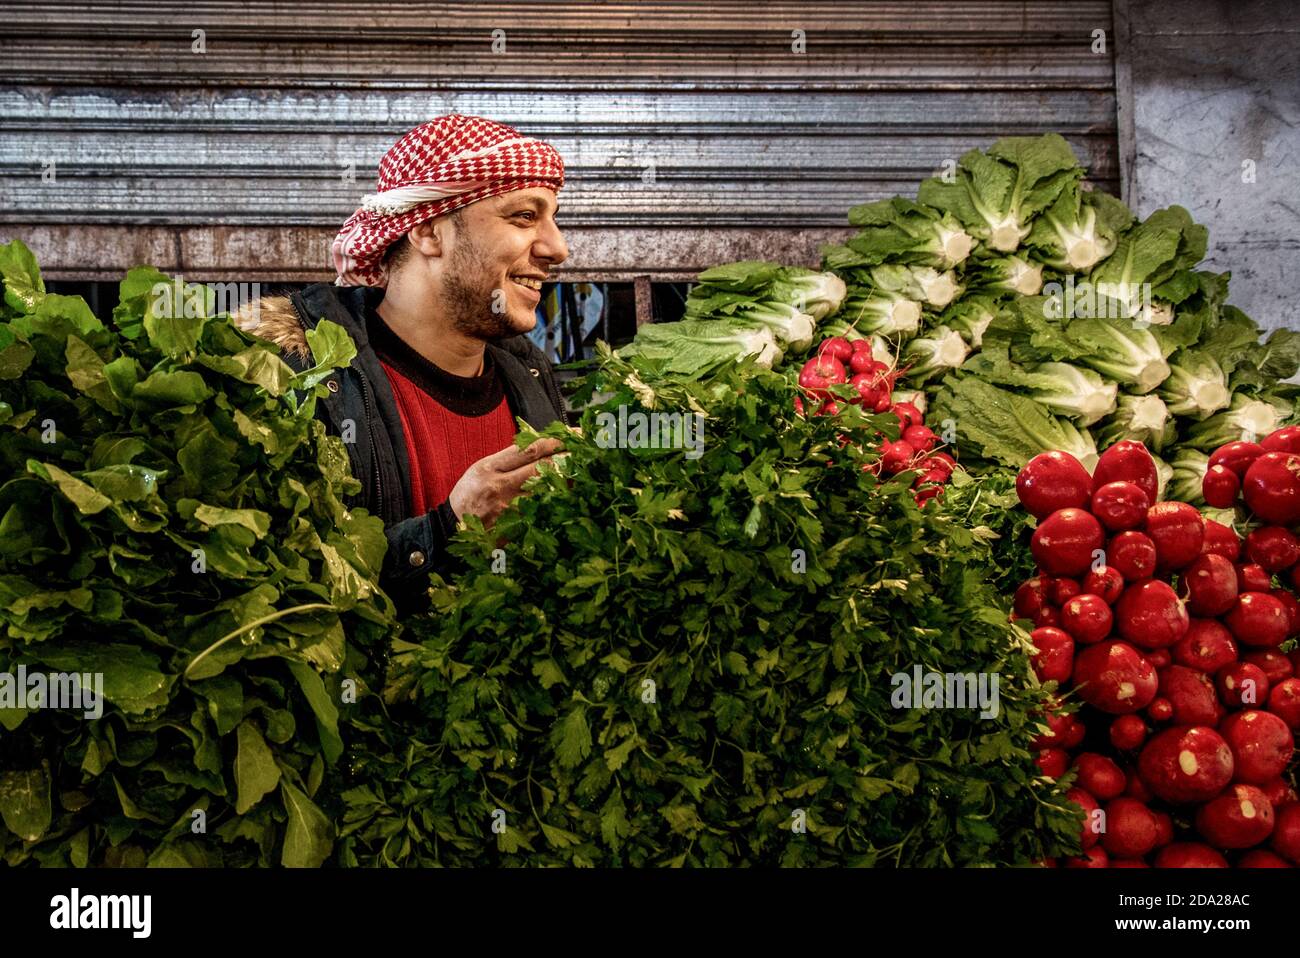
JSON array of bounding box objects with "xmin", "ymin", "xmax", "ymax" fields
[{"xmin": 368, "ymin": 314, "xmax": 517, "ymax": 518}]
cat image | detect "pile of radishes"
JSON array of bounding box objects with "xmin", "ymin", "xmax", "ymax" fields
[
  {"xmin": 1013, "ymin": 437, "xmax": 1300, "ymax": 868},
  {"xmin": 795, "ymin": 336, "xmax": 954, "ymax": 506}
]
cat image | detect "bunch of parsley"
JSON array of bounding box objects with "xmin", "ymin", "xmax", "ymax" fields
[{"xmin": 341, "ymin": 347, "xmax": 1080, "ymax": 867}]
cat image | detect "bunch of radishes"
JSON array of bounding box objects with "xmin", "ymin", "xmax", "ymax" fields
[
  {"xmin": 1013, "ymin": 438, "xmax": 1300, "ymax": 868},
  {"xmin": 795, "ymin": 336, "xmax": 954, "ymax": 505}
]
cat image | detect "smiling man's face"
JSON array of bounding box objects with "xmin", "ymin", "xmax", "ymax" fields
[{"xmin": 435, "ymin": 187, "xmax": 569, "ymax": 340}]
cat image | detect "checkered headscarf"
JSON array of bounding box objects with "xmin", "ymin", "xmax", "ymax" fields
[{"xmin": 330, "ymin": 114, "xmax": 566, "ymax": 287}]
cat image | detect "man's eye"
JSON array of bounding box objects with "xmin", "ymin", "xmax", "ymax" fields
[{"xmin": 513, "ymin": 211, "xmax": 536, "ymax": 222}]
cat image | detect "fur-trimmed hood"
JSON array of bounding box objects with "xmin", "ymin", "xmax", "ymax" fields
[{"xmin": 230, "ymin": 295, "xmax": 311, "ymax": 364}]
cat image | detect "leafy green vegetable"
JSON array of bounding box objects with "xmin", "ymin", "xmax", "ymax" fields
[
  {"xmin": 618, "ymin": 319, "xmax": 781, "ymax": 379},
  {"xmin": 0, "ymin": 240, "xmax": 398, "ymax": 867},
  {"xmin": 917, "ymin": 134, "xmax": 1082, "ymax": 253}
]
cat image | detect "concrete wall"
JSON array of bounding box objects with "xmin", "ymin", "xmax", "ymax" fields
[{"xmin": 1125, "ymin": 0, "xmax": 1299, "ymax": 332}]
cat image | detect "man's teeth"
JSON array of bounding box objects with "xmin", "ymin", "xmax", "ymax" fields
[{"xmin": 510, "ymin": 276, "xmax": 542, "ymax": 291}]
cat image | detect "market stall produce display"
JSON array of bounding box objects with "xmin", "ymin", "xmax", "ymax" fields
[{"xmin": 2, "ymin": 125, "xmax": 1296, "ymax": 870}]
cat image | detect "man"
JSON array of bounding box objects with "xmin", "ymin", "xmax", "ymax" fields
[{"xmin": 233, "ymin": 115, "xmax": 568, "ymax": 611}]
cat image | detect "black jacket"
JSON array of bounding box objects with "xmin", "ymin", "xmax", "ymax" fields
[{"xmin": 233, "ymin": 283, "xmax": 568, "ymax": 608}]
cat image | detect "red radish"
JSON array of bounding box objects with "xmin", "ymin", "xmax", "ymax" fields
[
  {"xmin": 1209, "ymin": 440, "xmax": 1264, "ymax": 477},
  {"xmin": 1267, "ymin": 677, "xmax": 1300, "ymax": 729},
  {"xmin": 1031, "ymin": 508, "xmax": 1104, "ymax": 577},
  {"xmin": 1177, "ymin": 554, "xmax": 1239, "ymax": 617},
  {"xmin": 1219, "ymin": 709, "xmax": 1295, "ymax": 784},
  {"xmin": 1147, "ymin": 697, "xmax": 1174, "ymax": 722},
  {"xmin": 1016, "ymin": 451, "xmax": 1093, "ymax": 519},
  {"xmin": 1269, "ymin": 588, "xmax": 1300, "ymax": 636},
  {"xmin": 1239, "ymin": 850, "xmax": 1292, "ymax": 867},
  {"xmin": 1245, "ymin": 526, "xmax": 1300, "ymax": 572},
  {"xmin": 1235, "ymin": 563, "xmax": 1272, "ymax": 593},
  {"xmin": 1047, "ymin": 577, "xmax": 1081, "ymax": 606},
  {"xmin": 1144, "ymin": 501, "xmax": 1205, "ymax": 571},
  {"xmin": 1126, "ymin": 767, "xmax": 1154, "ymax": 803},
  {"xmin": 1261, "ymin": 777, "xmax": 1299, "ymax": 809},
  {"xmin": 793, "ymin": 395, "xmax": 805, "ymax": 416},
  {"xmin": 918, "ymin": 467, "xmax": 949, "ymax": 487},
  {"xmin": 891, "ymin": 401, "xmax": 923, "ymax": 430},
  {"xmin": 1093, "ymin": 440, "xmax": 1159, "ymax": 505},
  {"xmin": 1110, "ymin": 859, "xmax": 1149, "ymax": 868},
  {"xmin": 1013, "ymin": 576, "xmax": 1052, "ymax": 618},
  {"xmin": 1029, "ymin": 626, "xmax": 1074, "ymax": 684},
  {"xmin": 1067, "ymin": 787, "xmax": 1102, "ymax": 850},
  {"xmin": 1060, "ymin": 593, "xmax": 1113, "ymax": 644},
  {"xmin": 1152, "ymin": 810, "xmax": 1174, "ymax": 848},
  {"xmin": 1102, "ymin": 798, "xmax": 1160, "ymax": 858},
  {"xmin": 930, "ymin": 451, "xmax": 956, "ymax": 470},
  {"xmin": 1110, "ymin": 714, "xmax": 1148, "ymax": 751},
  {"xmin": 817, "ymin": 336, "xmax": 853, "ymax": 363},
  {"xmin": 1114, "ymin": 580, "xmax": 1189, "ymax": 649},
  {"xmin": 1262, "ymin": 425, "xmax": 1300, "ymax": 455},
  {"xmin": 1082, "ymin": 566, "xmax": 1125, "ymax": 604},
  {"xmin": 1073, "ymin": 640, "xmax": 1158, "ymax": 713},
  {"xmin": 872, "ymin": 391, "xmax": 892, "ymax": 413},
  {"xmin": 1196, "ymin": 784, "xmax": 1275, "ymax": 848},
  {"xmin": 847, "ymin": 373, "xmax": 881, "ymax": 407},
  {"xmin": 1137, "ymin": 725, "xmax": 1235, "ymax": 803},
  {"xmin": 1158, "ymin": 666, "xmax": 1219, "ymax": 726},
  {"xmin": 1108, "ymin": 531, "xmax": 1158, "ymax": 582},
  {"xmin": 1200, "ymin": 519, "xmax": 1242, "ymax": 561},
  {"xmin": 1065, "ymin": 847, "xmax": 1109, "ymax": 868},
  {"xmin": 903, "ymin": 424, "xmax": 936, "ymax": 453},
  {"xmin": 880, "ymin": 439, "xmax": 915, "ymax": 473},
  {"xmin": 1293, "ymin": 648, "xmax": 1300, "ymax": 674},
  {"xmin": 1244, "ymin": 648, "xmax": 1294, "ymax": 685},
  {"xmin": 1171, "ymin": 618, "xmax": 1239, "ymax": 674},
  {"xmin": 1242, "ymin": 452, "xmax": 1300, "ymax": 525},
  {"xmin": 1271, "ymin": 804, "xmax": 1300, "ymax": 863},
  {"xmin": 1223, "ymin": 591, "xmax": 1289, "ymax": 648},
  {"xmin": 1202, "ymin": 464, "xmax": 1240, "ymax": 508},
  {"xmin": 1033, "ymin": 605, "xmax": 1061, "ymax": 628},
  {"xmin": 1035, "ymin": 748, "xmax": 1070, "ymax": 778},
  {"xmin": 1034, "ymin": 711, "xmax": 1085, "ymax": 751},
  {"xmin": 849, "ymin": 351, "xmax": 879, "ymax": 376},
  {"xmin": 1217, "ymin": 662, "xmax": 1270, "ymax": 708},
  {"xmin": 914, "ymin": 485, "xmax": 943, "ymax": 507},
  {"xmin": 1074, "ymin": 753, "xmax": 1127, "ymax": 800},
  {"xmin": 920, "ymin": 454, "xmax": 961, "ymax": 480},
  {"xmin": 1154, "ymin": 843, "xmax": 1229, "ymax": 867},
  {"xmin": 798, "ymin": 355, "xmax": 846, "ymax": 395},
  {"xmin": 1147, "ymin": 648, "xmax": 1172, "ymax": 669},
  {"xmin": 1091, "ymin": 481, "xmax": 1150, "ymax": 532}
]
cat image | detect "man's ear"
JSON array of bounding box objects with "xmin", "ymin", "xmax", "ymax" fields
[{"xmin": 407, "ymin": 219, "xmax": 446, "ymax": 258}]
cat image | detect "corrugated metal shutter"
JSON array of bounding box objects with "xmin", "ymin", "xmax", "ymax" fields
[{"xmin": 0, "ymin": 1, "xmax": 1119, "ymax": 282}]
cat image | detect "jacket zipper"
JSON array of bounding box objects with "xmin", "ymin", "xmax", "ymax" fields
[
  {"xmin": 358, "ymin": 372, "xmax": 386, "ymax": 521},
  {"xmin": 290, "ymin": 293, "xmax": 387, "ymax": 520}
]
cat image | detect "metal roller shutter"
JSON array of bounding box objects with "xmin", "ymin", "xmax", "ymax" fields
[{"xmin": 0, "ymin": 1, "xmax": 1120, "ymax": 282}]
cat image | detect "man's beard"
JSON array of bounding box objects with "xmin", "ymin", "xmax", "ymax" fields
[{"xmin": 442, "ymin": 232, "xmax": 526, "ymax": 341}]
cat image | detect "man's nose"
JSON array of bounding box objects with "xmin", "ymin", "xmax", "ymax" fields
[{"xmin": 535, "ymin": 217, "xmax": 569, "ymax": 266}]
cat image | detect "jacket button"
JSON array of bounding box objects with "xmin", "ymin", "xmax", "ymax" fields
[
  {"xmin": 529, "ymin": 368, "xmax": 540, "ymax": 377},
  {"xmin": 408, "ymin": 550, "xmax": 426, "ymax": 567},
  {"xmin": 326, "ymin": 380, "xmax": 340, "ymax": 393}
]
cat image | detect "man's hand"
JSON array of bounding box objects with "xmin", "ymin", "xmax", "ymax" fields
[{"xmin": 447, "ymin": 437, "xmax": 565, "ymax": 527}]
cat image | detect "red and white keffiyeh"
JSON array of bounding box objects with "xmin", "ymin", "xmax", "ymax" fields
[{"xmin": 330, "ymin": 114, "xmax": 566, "ymax": 287}]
